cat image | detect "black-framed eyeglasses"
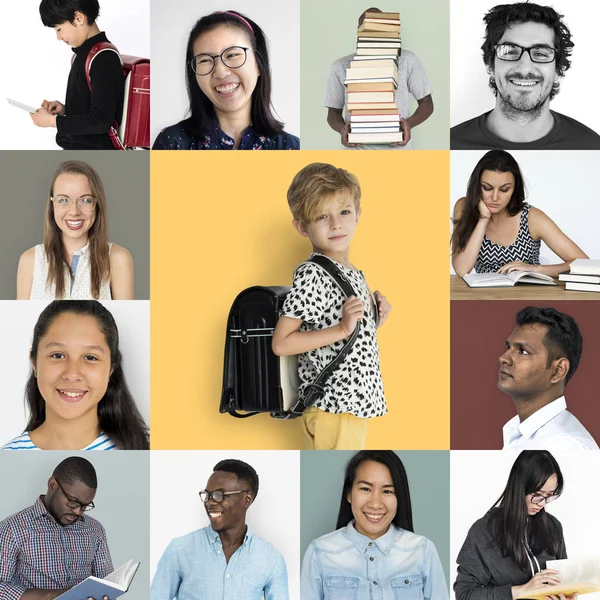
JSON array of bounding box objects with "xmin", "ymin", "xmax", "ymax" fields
[
  {"xmin": 55, "ymin": 478, "xmax": 95, "ymax": 511},
  {"xmin": 530, "ymin": 492, "xmax": 558, "ymax": 505},
  {"xmin": 495, "ymin": 43, "xmax": 557, "ymax": 63},
  {"xmin": 190, "ymin": 46, "xmax": 249, "ymax": 76},
  {"xmin": 199, "ymin": 489, "xmax": 248, "ymax": 503}
]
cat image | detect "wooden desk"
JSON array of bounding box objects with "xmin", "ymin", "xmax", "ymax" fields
[{"xmin": 450, "ymin": 275, "xmax": 600, "ymax": 300}]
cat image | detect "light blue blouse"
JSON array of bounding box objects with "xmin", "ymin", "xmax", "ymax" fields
[
  {"xmin": 151, "ymin": 525, "xmax": 289, "ymax": 600},
  {"xmin": 301, "ymin": 522, "xmax": 449, "ymax": 600}
]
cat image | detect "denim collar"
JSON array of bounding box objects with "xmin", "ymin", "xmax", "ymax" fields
[
  {"xmin": 205, "ymin": 524, "xmax": 251, "ymax": 548},
  {"xmin": 344, "ymin": 520, "xmax": 398, "ymax": 555}
]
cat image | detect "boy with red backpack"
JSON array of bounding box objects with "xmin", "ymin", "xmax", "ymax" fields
[{"xmin": 32, "ymin": 0, "xmax": 124, "ymax": 149}]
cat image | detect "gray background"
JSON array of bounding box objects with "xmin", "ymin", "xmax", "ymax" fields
[
  {"xmin": 301, "ymin": 451, "xmax": 450, "ymax": 587},
  {"xmin": 0, "ymin": 151, "xmax": 149, "ymax": 299},
  {"xmin": 0, "ymin": 451, "xmax": 150, "ymax": 600}
]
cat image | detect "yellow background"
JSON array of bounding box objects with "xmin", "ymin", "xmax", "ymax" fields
[{"xmin": 151, "ymin": 151, "xmax": 449, "ymax": 449}]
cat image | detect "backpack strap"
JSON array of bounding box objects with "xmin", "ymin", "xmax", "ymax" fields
[
  {"xmin": 282, "ymin": 254, "xmax": 362, "ymax": 419},
  {"xmin": 78, "ymin": 42, "xmax": 126, "ymax": 150}
]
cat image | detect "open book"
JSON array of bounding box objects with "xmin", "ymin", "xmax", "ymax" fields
[
  {"xmin": 463, "ymin": 271, "xmax": 556, "ymax": 288},
  {"xmin": 7, "ymin": 98, "xmax": 38, "ymax": 113},
  {"xmin": 56, "ymin": 560, "xmax": 140, "ymax": 600},
  {"xmin": 517, "ymin": 556, "xmax": 600, "ymax": 599}
]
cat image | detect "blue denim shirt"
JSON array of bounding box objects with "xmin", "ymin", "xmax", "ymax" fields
[
  {"xmin": 151, "ymin": 526, "xmax": 289, "ymax": 600},
  {"xmin": 301, "ymin": 522, "xmax": 449, "ymax": 600}
]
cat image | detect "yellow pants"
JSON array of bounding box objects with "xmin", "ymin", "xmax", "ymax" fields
[{"xmin": 302, "ymin": 407, "xmax": 368, "ymax": 450}]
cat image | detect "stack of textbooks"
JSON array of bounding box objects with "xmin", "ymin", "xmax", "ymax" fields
[
  {"xmin": 558, "ymin": 259, "xmax": 600, "ymax": 293},
  {"xmin": 344, "ymin": 11, "xmax": 403, "ymax": 144}
]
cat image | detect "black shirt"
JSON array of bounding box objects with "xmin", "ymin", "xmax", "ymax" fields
[
  {"xmin": 454, "ymin": 511, "xmax": 567, "ymax": 600},
  {"xmin": 56, "ymin": 31, "xmax": 124, "ymax": 150},
  {"xmin": 450, "ymin": 110, "xmax": 600, "ymax": 150}
]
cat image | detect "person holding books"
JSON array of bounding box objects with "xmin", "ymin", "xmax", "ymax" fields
[
  {"xmin": 498, "ymin": 306, "xmax": 598, "ymax": 451},
  {"xmin": 151, "ymin": 459, "xmax": 289, "ymax": 600},
  {"xmin": 271, "ymin": 163, "xmax": 391, "ymax": 450},
  {"xmin": 324, "ymin": 7, "xmax": 434, "ymax": 149},
  {"xmin": 451, "ymin": 150, "xmax": 587, "ymax": 278},
  {"xmin": 0, "ymin": 456, "xmax": 111, "ymax": 600},
  {"xmin": 16, "ymin": 161, "xmax": 134, "ymax": 300},
  {"xmin": 301, "ymin": 451, "xmax": 449, "ymax": 599},
  {"xmin": 454, "ymin": 450, "xmax": 578, "ymax": 600},
  {"xmin": 1, "ymin": 300, "xmax": 149, "ymax": 451},
  {"xmin": 153, "ymin": 10, "xmax": 299, "ymax": 150}
]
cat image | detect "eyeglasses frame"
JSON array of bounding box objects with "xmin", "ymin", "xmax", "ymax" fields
[
  {"xmin": 190, "ymin": 46, "xmax": 250, "ymax": 76},
  {"xmin": 50, "ymin": 195, "xmax": 97, "ymax": 212},
  {"xmin": 494, "ymin": 43, "xmax": 558, "ymax": 64},
  {"xmin": 198, "ymin": 489, "xmax": 249, "ymax": 503},
  {"xmin": 54, "ymin": 478, "xmax": 96, "ymax": 512}
]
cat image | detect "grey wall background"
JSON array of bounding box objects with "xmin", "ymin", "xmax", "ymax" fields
[
  {"xmin": 0, "ymin": 451, "xmax": 150, "ymax": 600},
  {"xmin": 301, "ymin": 451, "xmax": 451, "ymax": 587},
  {"xmin": 0, "ymin": 151, "xmax": 149, "ymax": 299},
  {"xmin": 300, "ymin": 0, "xmax": 450, "ymax": 149}
]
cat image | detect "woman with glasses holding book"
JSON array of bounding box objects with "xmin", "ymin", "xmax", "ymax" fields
[
  {"xmin": 301, "ymin": 450, "xmax": 449, "ymax": 599},
  {"xmin": 152, "ymin": 10, "xmax": 299, "ymax": 150},
  {"xmin": 16, "ymin": 161, "xmax": 134, "ymax": 300},
  {"xmin": 451, "ymin": 150, "xmax": 587, "ymax": 278},
  {"xmin": 454, "ymin": 450, "xmax": 576, "ymax": 600}
]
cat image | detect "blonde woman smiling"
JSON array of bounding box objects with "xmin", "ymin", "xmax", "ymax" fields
[{"xmin": 17, "ymin": 161, "xmax": 133, "ymax": 300}]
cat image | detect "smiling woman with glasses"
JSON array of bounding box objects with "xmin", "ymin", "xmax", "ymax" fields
[
  {"xmin": 16, "ymin": 160, "xmax": 134, "ymax": 300},
  {"xmin": 454, "ymin": 450, "xmax": 575, "ymax": 600},
  {"xmin": 153, "ymin": 10, "xmax": 299, "ymax": 150}
]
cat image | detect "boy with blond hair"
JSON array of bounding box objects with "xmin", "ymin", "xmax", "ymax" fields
[{"xmin": 272, "ymin": 163, "xmax": 391, "ymax": 450}]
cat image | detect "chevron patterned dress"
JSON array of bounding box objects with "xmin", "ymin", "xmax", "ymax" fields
[{"xmin": 475, "ymin": 203, "xmax": 541, "ymax": 273}]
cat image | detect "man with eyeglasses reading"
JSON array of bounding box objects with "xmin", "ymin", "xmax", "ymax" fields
[
  {"xmin": 451, "ymin": 2, "xmax": 600, "ymax": 149},
  {"xmin": 151, "ymin": 459, "xmax": 289, "ymax": 600},
  {"xmin": 0, "ymin": 456, "xmax": 112, "ymax": 600}
]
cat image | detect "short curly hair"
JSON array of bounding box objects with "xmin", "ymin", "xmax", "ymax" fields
[
  {"xmin": 481, "ymin": 3, "xmax": 574, "ymax": 100},
  {"xmin": 516, "ymin": 306, "xmax": 582, "ymax": 385}
]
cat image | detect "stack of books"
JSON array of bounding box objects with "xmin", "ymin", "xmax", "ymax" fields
[
  {"xmin": 344, "ymin": 11, "xmax": 403, "ymax": 144},
  {"xmin": 558, "ymin": 259, "xmax": 600, "ymax": 293}
]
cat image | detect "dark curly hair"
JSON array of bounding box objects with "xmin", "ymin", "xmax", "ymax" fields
[
  {"xmin": 213, "ymin": 459, "xmax": 259, "ymax": 498},
  {"xmin": 481, "ymin": 3, "xmax": 574, "ymax": 100},
  {"xmin": 516, "ymin": 306, "xmax": 582, "ymax": 385}
]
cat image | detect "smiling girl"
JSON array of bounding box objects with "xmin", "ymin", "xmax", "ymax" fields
[
  {"xmin": 301, "ymin": 451, "xmax": 449, "ymax": 599},
  {"xmin": 153, "ymin": 10, "xmax": 299, "ymax": 150},
  {"xmin": 1, "ymin": 300, "xmax": 149, "ymax": 451},
  {"xmin": 455, "ymin": 451, "xmax": 577, "ymax": 600},
  {"xmin": 451, "ymin": 150, "xmax": 587, "ymax": 278},
  {"xmin": 16, "ymin": 161, "xmax": 134, "ymax": 300}
]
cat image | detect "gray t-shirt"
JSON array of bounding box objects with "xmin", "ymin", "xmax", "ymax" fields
[{"xmin": 324, "ymin": 50, "xmax": 432, "ymax": 150}]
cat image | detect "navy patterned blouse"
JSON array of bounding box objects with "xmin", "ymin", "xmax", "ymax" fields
[{"xmin": 153, "ymin": 119, "xmax": 300, "ymax": 150}]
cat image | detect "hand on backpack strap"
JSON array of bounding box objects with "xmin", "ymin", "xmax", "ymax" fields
[
  {"xmin": 340, "ymin": 296, "xmax": 365, "ymax": 337},
  {"xmin": 374, "ymin": 290, "xmax": 392, "ymax": 328}
]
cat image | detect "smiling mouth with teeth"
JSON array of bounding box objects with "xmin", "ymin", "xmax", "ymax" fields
[
  {"xmin": 509, "ymin": 79, "xmax": 539, "ymax": 86},
  {"xmin": 208, "ymin": 512, "xmax": 223, "ymax": 518},
  {"xmin": 57, "ymin": 389, "xmax": 87, "ymax": 401},
  {"xmin": 215, "ymin": 83, "xmax": 240, "ymax": 94}
]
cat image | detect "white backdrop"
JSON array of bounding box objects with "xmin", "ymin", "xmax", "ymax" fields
[
  {"xmin": 449, "ymin": 150, "xmax": 600, "ymax": 274},
  {"xmin": 150, "ymin": 450, "xmax": 300, "ymax": 600},
  {"xmin": 451, "ymin": 451, "xmax": 600, "ymax": 599},
  {"xmin": 0, "ymin": 300, "xmax": 150, "ymax": 445},
  {"xmin": 0, "ymin": 0, "xmax": 150, "ymax": 150},
  {"xmin": 150, "ymin": 0, "xmax": 300, "ymax": 145},
  {"xmin": 450, "ymin": 0, "xmax": 600, "ymax": 134}
]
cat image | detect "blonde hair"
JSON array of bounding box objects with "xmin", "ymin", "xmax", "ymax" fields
[
  {"xmin": 287, "ymin": 163, "xmax": 361, "ymax": 223},
  {"xmin": 44, "ymin": 161, "xmax": 110, "ymax": 299}
]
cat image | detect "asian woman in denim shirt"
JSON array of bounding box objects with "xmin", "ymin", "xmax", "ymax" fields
[{"xmin": 301, "ymin": 451, "xmax": 449, "ymax": 600}]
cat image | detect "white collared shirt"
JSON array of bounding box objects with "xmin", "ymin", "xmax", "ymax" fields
[{"xmin": 502, "ymin": 396, "xmax": 599, "ymax": 451}]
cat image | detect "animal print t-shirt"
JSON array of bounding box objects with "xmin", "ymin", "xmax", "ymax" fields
[{"xmin": 281, "ymin": 254, "xmax": 386, "ymax": 418}]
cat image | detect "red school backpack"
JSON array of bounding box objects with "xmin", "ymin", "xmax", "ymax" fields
[{"xmin": 79, "ymin": 41, "xmax": 150, "ymax": 149}]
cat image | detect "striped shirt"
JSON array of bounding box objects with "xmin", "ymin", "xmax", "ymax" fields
[
  {"xmin": 0, "ymin": 496, "xmax": 113, "ymax": 600},
  {"xmin": 1, "ymin": 432, "xmax": 116, "ymax": 451}
]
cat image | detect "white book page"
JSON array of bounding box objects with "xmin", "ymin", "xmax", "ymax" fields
[
  {"xmin": 104, "ymin": 559, "xmax": 138, "ymax": 589},
  {"xmin": 548, "ymin": 556, "xmax": 600, "ymax": 586}
]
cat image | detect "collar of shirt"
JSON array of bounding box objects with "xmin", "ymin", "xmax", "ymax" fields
[
  {"xmin": 503, "ymin": 396, "xmax": 567, "ymax": 444},
  {"xmin": 207, "ymin": 120, "xmax": 260, "ymax": 150},
  {"xmin": 344, "ymin": 520, "xmax": 397, "ymax": 555},
  {"xmin": 72, "ymin": 31, "xmax": 109, "ymax": 57},
  {"xmin": 34, "ymin": 495, "xmax": 88, "ymax": 527},
  {"xmin": 205, "ymin": 525, "xmax": 252, "ymax": 553},
  {"xmin": 73, "ymin": 243, "xmax": 90, "ymax": 257}
]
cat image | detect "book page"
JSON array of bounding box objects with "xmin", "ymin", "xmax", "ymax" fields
[
  {"xmin": 548, "ymin": 556, "xmax": 600, "ymax": 586},
  {"xmin": 104, "ymin": 559, "xmax": 136, "ymax": 588}
]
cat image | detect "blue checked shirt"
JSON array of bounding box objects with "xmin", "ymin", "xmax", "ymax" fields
[
  {"xmin": 0, "ymin": 496, "xmax": 113, "ymax": 600},
  {"xmin": 151, "ymin": 525, "xmax": 289, "ymax": 600},
  {"xmin": 301, "ymin": 522, "xmax": 449, "ymax": 600}
]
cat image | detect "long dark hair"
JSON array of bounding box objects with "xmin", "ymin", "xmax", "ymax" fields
[
  {"xmin": 26, "ymin": 301, "xmax": 149, "ymax": 450},
  {"xmin": 183, "ymin": 10, "xmax": 284, "ymax": 138},
  {"xmin": 336, "ymin": 451, "xmax": 414, "ymax": 532},
  {"xmin": 488, "ymin": 451, "xmax": 564, "ymax": 570},
  {"xmin": 452, "ymin": 150, "xmax": 526, "ymax": 254}
]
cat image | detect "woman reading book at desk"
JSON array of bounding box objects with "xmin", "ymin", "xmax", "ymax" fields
[
  {"xmin": 454, "ymin": 450, "xmax": 578, "ymax": 600},
  {"xmin": 451, "ymin": 150, "xmax": 587, "ymax": 279}
]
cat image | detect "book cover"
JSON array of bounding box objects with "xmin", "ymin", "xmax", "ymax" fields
[{"xmin": 348, "ymin": 131, "xmax": 403, "ymax": 143}]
